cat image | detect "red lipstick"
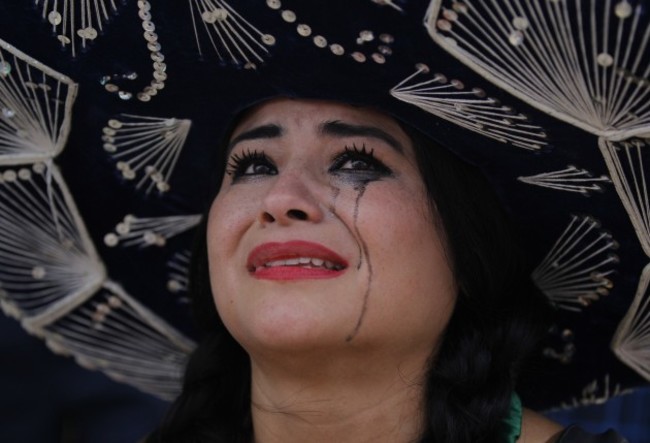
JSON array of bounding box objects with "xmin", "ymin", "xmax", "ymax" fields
[{"xmin": 247, "ymin": 241, "xmax": 348, "ymax": 280}]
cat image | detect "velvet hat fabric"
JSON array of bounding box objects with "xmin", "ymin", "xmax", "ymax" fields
[{"xmin": 0, "ymin": 0, "xmax": 648, "ymax": 410}]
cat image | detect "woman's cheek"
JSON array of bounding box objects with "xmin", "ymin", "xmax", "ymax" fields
[
  {"xmin": 207, "ymin": 194, "xmax": 244, "ymax": 290},
  {"xmin": 210, "ymin": 189, "xmax": 256, "ymax": 241}
]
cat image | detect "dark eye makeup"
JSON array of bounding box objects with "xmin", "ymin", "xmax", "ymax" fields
[
  {"xmin": 329, "ymin": 143, "xmax": 392, "ymax": 177},
  {"xmin": 226, "ymin": 149, "xmax": 277, "ymax": 182},
  {"xmin": 225, "ymin": 143, "xmax": 393, "ymax": 183}
]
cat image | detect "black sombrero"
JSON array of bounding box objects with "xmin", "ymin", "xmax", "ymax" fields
[{"xmin": 0, "ymin": 0, "xmax": 648, "ymax": 410}]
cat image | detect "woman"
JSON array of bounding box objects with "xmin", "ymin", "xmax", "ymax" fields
[
  {"xmin": 0, "ymin": 2, "xmax": 643, "ymax": 442},
  {"xmin": 151, "ymin": 99, "xmax": 625, "ymax": 442}
]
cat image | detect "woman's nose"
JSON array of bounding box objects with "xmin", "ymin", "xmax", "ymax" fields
[{"xmin": 260, "ymin": 170, "xmax": 324, "ymax": 225}]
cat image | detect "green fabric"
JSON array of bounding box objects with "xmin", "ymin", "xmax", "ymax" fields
[{"xmin": 501, "ymin": 393, "xmax": 523, "ymax": 443}]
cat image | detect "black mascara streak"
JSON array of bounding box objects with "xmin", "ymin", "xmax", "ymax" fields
[
  {"xmin": 329, "ymin": 184, "xmax": 363, "ymax": 269},
  {"xmin": 346, "ymin": 182, "xmax": 373, "ymax": 343},
  {"xmin": 330, "ymin": 185, "xmax": 340, "ymax": 204}
]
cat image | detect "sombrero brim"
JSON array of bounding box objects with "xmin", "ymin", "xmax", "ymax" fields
[{"xmin": 0, "ymin": 0, "xmax": 648, "ymax": 409}]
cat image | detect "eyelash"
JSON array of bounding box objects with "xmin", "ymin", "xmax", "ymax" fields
[
  {"xmin": 226, "ymin": 149, "xmax": 275, "ymax": 179},
  {"xmin": 329, "ymin": 143, "xmax": 391, "ymax": 175},
  {"xmin": 225, "ymin": 143, "xmax": 392, "ymax": 181}
]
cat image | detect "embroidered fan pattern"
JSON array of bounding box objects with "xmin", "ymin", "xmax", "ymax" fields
[
  {"xmin": 43, "ymin": 282, "xmax": 194, "ymax": 400},
  {"xmin": 426, "ymin": 0, "xmax": 650, "ymax": 140},
  {"xmin": 102, "ymin": 115, "xmax": 192, "ymax": 194},
  {"xmin": 0, "ymin": 164, "xmax": 105, "ymax": 328},
  {"xmin": 599, "ymin": 138, "xmax": 650, "ymax": 257},
  {"xmin": 0, "ymin": 43, "xmax": 193, "ymax": 399},
  {"xmin": 104, "ymin": 214, "xmax": 202, "ymax": 248},
  {"xmin": 518, "ymin": 166, "xmax": 611, "ymax": 195},
  {"xmin": 532, "ymin": 215, "xmax": 619, "ymax": 312},
  {"xmin": 0, "ymin": 39, "xmax": 77, "ymax": 164},
  {"xmin": 391, "ymin": 65, "xmax": 548, "ymax": 150},
  {"xmin": 34, "ymin": 0, "xmax": 121, "ymax": 57},
  {"xmin": 189, "ymin": 0, "xmax": 275, "ymax": 67},
  {"xmin": 612, "ymin": 263, "xmax": 650, "ymax": 381}
]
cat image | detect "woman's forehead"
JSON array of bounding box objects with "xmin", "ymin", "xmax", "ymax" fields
[{"xmin": 230, "ymin": 98, "xmax": 407, "ymax": 140}]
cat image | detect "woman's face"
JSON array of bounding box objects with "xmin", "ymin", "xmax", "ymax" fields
[{"xmin": 207, "ymin": 98, "xmax": 456, "ymax": 358}]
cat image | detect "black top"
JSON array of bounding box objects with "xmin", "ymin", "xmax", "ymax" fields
[{"xmin": 556, "ymin": 426, "xmax": 629, "ymax": 443}]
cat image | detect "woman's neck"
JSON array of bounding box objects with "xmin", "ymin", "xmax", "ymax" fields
[{"xmin": 248, "ymin": 351, "xmax": 427, "ymax": 443}]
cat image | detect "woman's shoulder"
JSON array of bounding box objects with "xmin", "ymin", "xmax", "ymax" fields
[
  {"xmin": 518, "ymin": 409, "xmax": 628, "ymax": 443},
  {"xmin": 518, "ymin": 409, "xmax": 564, "ymax": 442}
]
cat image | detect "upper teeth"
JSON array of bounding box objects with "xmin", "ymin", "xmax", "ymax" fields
[{"xmin": 262, "ymin": 257, "xmax": 343, "ymax": 270}]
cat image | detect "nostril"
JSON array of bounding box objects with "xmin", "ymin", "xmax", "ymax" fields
[
  {"xmin": 287, "ymin": 209, "xmax": 308, "ymax": 220},
  {"xmin": 262, "ymin": 212, "xmax": 275, "ymax": 223}
]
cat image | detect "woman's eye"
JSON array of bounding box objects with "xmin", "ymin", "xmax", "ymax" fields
[
  {"xmin": 330, "ymin": 144, "xmax": 391, "ymax": 176},
  {"xmin": 243, "ymin": 163, "xmax": 274, "ymax": 175},
  {"xmin": 339, "ymin": 158, "xmax": 374, "ymax": 171},
  {"xmin": 226, "ymin": 150, "xmax": 277, "ymax": 181}
]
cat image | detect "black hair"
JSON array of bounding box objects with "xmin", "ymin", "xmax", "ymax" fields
[
  {"xmin": 149, "ymin": 111, "xmax": 551, "ymax": 443},
  {"xmin": 407, "ymin": 128, "xmax": 550, "ymax": 442}
]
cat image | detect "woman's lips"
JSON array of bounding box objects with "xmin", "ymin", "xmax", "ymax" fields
[{"xmin": 247, "ymin": 241, "xmax": 348, "ymax": 280}]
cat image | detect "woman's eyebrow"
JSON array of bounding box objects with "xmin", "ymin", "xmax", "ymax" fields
[
  {"xmin": 319, "ymin": 120, "xmax": 404, "ymax": 154},
  {"xmin": 227, "ymin": 124, "xmax": 282, "ymax": 153}
]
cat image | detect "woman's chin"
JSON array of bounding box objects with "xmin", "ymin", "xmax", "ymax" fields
[
  {"xmin": 229, "ymin": 308, "xmax": 358, "ymax": 356},
  {"xmin": 216, "ymin": 285, "xmax": 363, "ymax": 353}
]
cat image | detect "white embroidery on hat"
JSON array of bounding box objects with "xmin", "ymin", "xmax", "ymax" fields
[
  {"xmin": 371, "ymin": 0, "xmax": 404, "ymax": 13},
  {"xmin": 600, "ymin": 137, "xmax": 650, "ymax": 257},
  {"xmin": 557, "ymin": 374, "xmax": 630, "ymax": 409},
  {"xmin": 0, "ymin": 164, "xmax": 105, "ymax": 327},
  {"xmin": 542, "ymin": 326, "xmax": 576, "ymax": 364},
  {"xmin": 102, "ymin": 115, "xmax": 192, "ymax": 195},
  {"xmin": 104, "ymin": 214, "xmax": 201, "ymax": 249},
  {"xmin": 426, "ymin": 0, "xmax": 650, "ymax": 141},
  {"xmin": 34, "ymin": 0, "xmax": 120, "ymax": 57},
  {"xmin": 612, "ymin": 262, "xmax": 650, "ymax": 381},
  {"xmin": 96, "ymin": 1, "xmax": 167, "ymax": 103},
  {"xmin": 0, "ymin": 164, "xmax": 195, "ymax": 400},
  {"xmin": 0, "ymin": 39, "xmax": 77, "ymax": 164},
  {"xmin": 391, "ymin": 64, "xmax": 548, "ymax": 150},
  {"xmin": 518, "ymin": 166, "xmax": 610, "ymax": 195},
  {"xmin": 167, "ymin": 250, "xmax": 191, "ymax": 302},
  {"xmin": 266, "ymin": 2, "xmax": 395, "ymax": 63},
  {"xmin": 41, "ymin": 281, "xmax": 194, "ymax": 400},
  {"xmin": 532, "ymin": 214, "xmax": 619, "ymax": 311},
  {"xmin": 190, "ymin": 0, "xmax": 275, "ymax": 68}
]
